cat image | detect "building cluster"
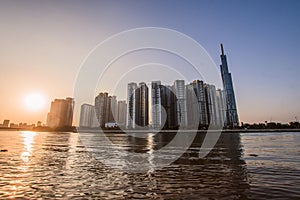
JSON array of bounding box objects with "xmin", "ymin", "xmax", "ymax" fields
[
  {"xmin": 126, "ymin": 79, "xmax": 226, "ymax": 129},
  {"xmin": 10, "ymin": 122, "xmax": 36, "ymax": 129},
  {"xmin": 79, "ymin": 44, "xmax": 239, "ymax": 129},
  {"xmin": 80, "ymin": 93, "xmax": 127, "ymax": 128},
  {"xmin": 0, "ymin": 119, "xmax": 43, "ymax": 129}
]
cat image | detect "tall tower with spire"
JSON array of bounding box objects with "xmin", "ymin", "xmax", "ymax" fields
[{"xmin": 220, "ymin": 44, "xmax": 239, "ymax": 127}]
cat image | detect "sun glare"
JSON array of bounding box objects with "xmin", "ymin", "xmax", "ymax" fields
[{"xmin": 24, "ymin": 93, "xmax": 46, "ymax": 111}]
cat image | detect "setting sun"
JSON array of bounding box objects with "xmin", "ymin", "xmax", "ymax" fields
[{"xmin": 24, "ymin": 93, "xmax": 46, "ymax": 111}]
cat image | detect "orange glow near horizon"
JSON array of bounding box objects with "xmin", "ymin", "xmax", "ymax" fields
[{"xmin": 0, "ymin": 91, "xmax": 51, "ymax": 125}]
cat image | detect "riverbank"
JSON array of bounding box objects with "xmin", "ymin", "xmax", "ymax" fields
[
  {"xmin": 1, "ymin": 127, "xmax": 300, "ymax": 133},
  {"xmin": 76, "ymin": 128, "xmax": 300, "ymax": 133}
]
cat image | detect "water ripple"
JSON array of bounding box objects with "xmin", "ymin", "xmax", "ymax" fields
[{"xmin": 0, "ymin": 131, "xmax": 299, "ymax": 199}]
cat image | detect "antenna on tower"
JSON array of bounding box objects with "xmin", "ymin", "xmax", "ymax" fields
[{"xmin": 221, "ymin": 43, "xmax": 225, "ymax": 55}]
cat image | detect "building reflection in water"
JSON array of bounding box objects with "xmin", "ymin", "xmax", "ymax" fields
[{"xmin": 101, "ymin": 131, "xmax": 250, "ymax": 199}]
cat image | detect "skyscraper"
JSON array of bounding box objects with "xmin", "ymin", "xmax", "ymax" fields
[
  {"xmin": 95, "ymin": 92, "xmax": 109, "ymax": 127},
  {"xmin": 47, "ymin": 97, "xmax": 74, "ymax": 128},
  {"xmin": 151, "ymin": 81, "xmax": 178, "ymax": 129},
  {"xmin": 79, "ymin": 104, "xmax": 98, "ymax": 128},
  {"xmin": 95, "ymin": 93, "xmax": 118, "ymax": 127},
  {"xmin": 186, "ymin": 83, "xmax": 198, "ymax": 127},
  {"xmin": 117, "ymin": 100, "xmax": 127, "ymax": 126},
  {"xmin": 151, "ymin": 81, "xmax": 162, "ymax": 128},
  {"xmin": 173, "ymin": 80, "xmax": 188, "ymax": 127},
  {"xmin": 216, "ymin": 89, "xmax": 226, "ymax": 127},
  {"xmin": 126, "ymin": 82, "xmax": 149, "ymax": 129},
  {"xmin": 126, "ymin": 82, "xmax": 137, "ymax": 129},
  {"xmin": 220, "ymin": 44, "xmax": 239, "ymax": 127},
  {"xmin": 186, "ymin": 80, "xmax": 208, "ymax": 127},
  {"xmin": 205, "ymin": 84, "xmax": 220, "ymax": 127},
  {"xmin": 108, "ymin": 95, "xmax": 118, "ymax": 123},
  {"xmin": 161, "ymin": 85, "xmax": 178, "ymax": 129},
  {"xmin": 135, "ymin": 82, "xmax": 149, "ymax": 127}
]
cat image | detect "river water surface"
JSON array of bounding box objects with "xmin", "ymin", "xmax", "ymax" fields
[{"xmin": 0, "ymin": 131, "xmax": 299, "ymax": 199}]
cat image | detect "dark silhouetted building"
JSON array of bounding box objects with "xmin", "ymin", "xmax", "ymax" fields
[
  {"xmin": 0, "ymin": 119, "xmax": 10, "ymax": 128},
  {"xmin": 135, "ymin": 82, "xmax": 149, "ymax": 127},
  {"xmin": 151, "ymin": 81, "xmax": 178, "ymax": 129},
  {"xmin": 37, "ymin": 121, "xmax": 42, "ymax": 127},
  {"xmin": 161, "ymin": 85, "xmax": 178, "ymax": 129}
]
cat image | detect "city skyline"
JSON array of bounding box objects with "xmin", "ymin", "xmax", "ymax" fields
[
  {"xmin": 0, "ymin": 1, "xmax": 299, "ymax": 124},
  {"xmin": 79, "ymin": 79, "xmax": 232, "ymax": 129},
  {"xmin": 79, "ymin": 46, "xmax": 238, "ymax": 129}
]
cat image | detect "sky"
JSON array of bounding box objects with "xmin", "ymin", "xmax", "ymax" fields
[{"xmin": 0, "ymin": 0, "xmax": 299, "ymax": 125}]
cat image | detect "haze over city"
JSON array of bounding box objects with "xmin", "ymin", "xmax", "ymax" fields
[{"xmin": 0, "ymin": 0, "xmax": 299, "ymax": 125}]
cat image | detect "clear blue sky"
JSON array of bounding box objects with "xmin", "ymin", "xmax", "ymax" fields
[{"xmin": 0, "ymin": 0, "xmax": 299, "ymax": 124}]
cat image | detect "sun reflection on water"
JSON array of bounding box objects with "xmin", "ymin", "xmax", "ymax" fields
[
  {"xmin": 147, "ymin": 133, "xmax": 155, "ymax": 172},
  {"xmin": 20, "ymin": 131, "xmax": 36, "ymax": 164}
]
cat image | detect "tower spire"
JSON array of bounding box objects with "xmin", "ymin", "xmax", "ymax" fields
[
  {"xmin": 221, "ymin": 43, "xmax": 224, "ymax": 55},
  {"xmin": 219, "ymin": 44, "xmax": 239, "ymax": 127}
]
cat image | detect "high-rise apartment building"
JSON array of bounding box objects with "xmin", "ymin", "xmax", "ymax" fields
[
  {"xmin": 220, "ymin": 44, "xmax": 239, "ymax": 127},
  {"xmin": 216, "ymin": 89, "xmax": 226, "ymax": 127},
  {"xmin": 79, "ymin": 104, "xmax": 98, "ymax": 128},
  {"xmin": 135, "ymin": 82, "xmax": 149, "ymax": 127},
  {"xmin": 173, "ymin": 80, "xmax": 188, "ymax": 127},
  {"xmin": 95, "ymin": 93, "xmax": 118, "ymax": 127},
  {"xmin": 47, "ymin": 97, "xmax": 74, "ymax": 128},
  {"xmin": 126, "ymin": 82, "xmax": 149, "ymax": 129},
  {"xmin": 126, "ymin": 82, "xmax": 137, "ymax": 129},
  {"xmin": 186, "ymin": 80, "xmax": 208, "ymax": 128},
  {"xmin": 151, "ymin": 81, "xmax": 178, "ymax": 129},
  {"xmin": 205, "ymin": 84, "xmax": 220, "ymax": 127},
  {"xmin": 161, "ymin": 85, "xmax": 178, "ymax": 129},
  {"xmin": 117, "ymin": 100, "xmax": 127, "ymax": 126},
  {"xmin": 108, "ymin": 95, "xmax": 118, "ymax": 123},
  {"xmin": 186, "ymin": 83, "xmax": 198, "ymax": 127},
  {"xmin": 151, "ymin": 81, "xmax": 162, "ymax": 128},
  {"xmin": 95, "ymin": 92, "xmax": 109, "ymax": 127}
]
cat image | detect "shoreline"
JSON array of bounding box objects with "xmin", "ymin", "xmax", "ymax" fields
[
  {"xmin": 1, "ymin": 127, "xmax": 300, "ymax": 133},
  {"xmin": 75, "ymin": 128, "xmax": 300, "ymax": 133}
]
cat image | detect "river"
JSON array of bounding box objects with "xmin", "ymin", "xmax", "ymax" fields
[{"xmin": 0, "ymin": 131, "xmax": 299, "ymax": 199}]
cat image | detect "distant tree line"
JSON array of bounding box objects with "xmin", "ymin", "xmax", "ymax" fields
[{"xmin": 240, "ymin": 121, "xmax": 300, "ymax": 129}]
